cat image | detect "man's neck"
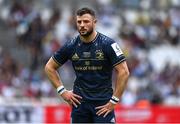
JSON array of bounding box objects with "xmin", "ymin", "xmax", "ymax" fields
[{"xmin": 80, "ymin": 31, "xmax": 97, "ymax": 43}]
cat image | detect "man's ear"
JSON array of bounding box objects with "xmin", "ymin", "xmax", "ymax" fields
[{"xmin": 94, "ymin": 19, "xmax": 97, "ymax": 23}]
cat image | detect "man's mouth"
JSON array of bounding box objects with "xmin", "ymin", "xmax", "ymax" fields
[{"xmin": 80, "ymin": 29, "xmax": 86, "ymax": 32}]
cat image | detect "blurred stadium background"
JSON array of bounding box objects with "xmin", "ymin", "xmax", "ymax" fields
[{"xmin": 0, "ymin": 0, "xmax": 179, "ymax": 123}]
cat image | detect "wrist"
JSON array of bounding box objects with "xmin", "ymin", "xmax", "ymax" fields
[
  {"xmin": 57, "ymin": 85, "xmax": 67, "ymax": 95},
  {"xmin": 110, "ymin": 95, "xmax": 120, "ymax": 104}
]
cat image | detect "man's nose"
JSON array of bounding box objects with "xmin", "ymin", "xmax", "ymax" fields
[{"xmin": 80, "ymin": 22, "xmax": 85, "ymax": 27}]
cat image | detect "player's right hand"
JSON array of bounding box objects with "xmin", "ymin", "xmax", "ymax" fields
[{"xmin": 61, "ymin": 90, "xmax": 82, "ymax": 108}]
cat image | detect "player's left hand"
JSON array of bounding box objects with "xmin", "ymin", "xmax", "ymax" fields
[{"xmin": 95, "ymin": 101, "xmax": 115, "ymax": 117}]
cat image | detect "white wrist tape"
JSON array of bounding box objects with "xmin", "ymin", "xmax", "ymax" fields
[
  {"xmin": 112, "ymin": 96, "xmax": 119, "ymax": 102},
  {"xmin": 110, "ymin": 95, "xmax": 120, "ymax": 104},
  {"xmin": 110, "ymin": 99, "xmax": 118, "ymax": 104},
  {"xmin": 57, "ymin": 85, "xmax": 67, "ymax": 95}
]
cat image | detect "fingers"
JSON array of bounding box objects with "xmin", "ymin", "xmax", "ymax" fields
[
  {"xmin": 96, "ymin": 108, "xmax": 111, "ymax": 117},
  {"xmin": 96, "ymin": 107, "xmax": 111, "ymax": 117},
  {"xmin": 70, "ymin": 99, "xmax": 78, "ymax": 108},
  {"xmin": 67, "ymin": 101, "xmax": 72, "ymax": 108},
  {"xmin": 96, "ymin": 103, "xmax": 113, "ymax": 117},
  {"xmin": 71, "ymin": 96, "xmax": 81, "ymax": 105},
  {"xmin": 61, "ymin": 90, "xmax": 82, "ymax": 108},
  {"xmin": 70, "ymin": 92, "xmax": 82, "ymax": 107},
  {"xmin": 73, "ymin": 93, "xmax": 82, "ymax": 99},
  {"xmin": 96, "ymin": 107, "xmax": 107, "ymax": 116},
  {"xmin": 104, "ymin": 110, "xmax": 111, "ymax": 117},
  {"xmin": 95, "ymin": 105, "xmax": 105, "ymax": 109}
]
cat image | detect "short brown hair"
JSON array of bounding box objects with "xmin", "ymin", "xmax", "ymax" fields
[{"xmin": 76, "ymin": 7, "xmax": 95, "ymax": 17}]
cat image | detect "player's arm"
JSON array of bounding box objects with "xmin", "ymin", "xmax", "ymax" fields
[
  {"xmin": 96, "ymin": 61, "xmax": 129, "ymax": 117},
  {"xmin": 45, "ymin": 57, "xmax": 82, "ymax": 107},
  {"xmin": 113, "ymin": 61, "xmax": 129, "ymax": 100},
  {"xmin": 45, "ymin": 57, "xmax": 63, "ymax": 88},
  {"xmin": 96, "ymin": 41, "xmax": 129, "ymax": 117}
]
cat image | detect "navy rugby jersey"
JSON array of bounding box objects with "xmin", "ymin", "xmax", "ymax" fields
[{"xmin": 52, "ymin": 32, "xmax": 126, "ymax": 101}]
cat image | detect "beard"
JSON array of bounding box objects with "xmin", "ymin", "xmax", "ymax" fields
[{"xmin": 78, "ymin": 27, "xmax": 93, "ymax": 37}]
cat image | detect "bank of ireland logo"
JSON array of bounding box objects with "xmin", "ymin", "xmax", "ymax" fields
[
  {"xmin": 72, "ymin": 53, "xmax": 79, "ymax": 60},
  {"xmin": 95, "ymin": 50, "xmax": 104, "ymax": 60}
]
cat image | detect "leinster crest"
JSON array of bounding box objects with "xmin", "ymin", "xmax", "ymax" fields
[{"xmin": 95, "ymin": 50, "xmax": 104, "ymax": 60}]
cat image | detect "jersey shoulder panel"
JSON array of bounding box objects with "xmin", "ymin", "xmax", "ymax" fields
[
  {"xmin": 98, "ymin": 33, "xmax": 115, "ymax": 46},
  {"xmin": 65, "ymin": 35, "xmax": 79, "ymax": 48},
  {"xmin": 52, "ymin": 35, "xmax": 79, "ymax": 65},
  {"xmin": 98, "ymin": 33, "xmax": 126, "ymax": 66}
]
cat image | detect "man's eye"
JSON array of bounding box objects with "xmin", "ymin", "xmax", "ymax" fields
[{"xmin": 84, "ymin": 20, "xmax": 89, "ymax": 23}]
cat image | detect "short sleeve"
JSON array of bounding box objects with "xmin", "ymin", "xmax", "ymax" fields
[
  {"xmin": 52, "ymin": 41, "xmax": 71, "ymax": 65},
  {"xmin": 105, "ymin": 41, "xmax": 126, "ymax": 67}
]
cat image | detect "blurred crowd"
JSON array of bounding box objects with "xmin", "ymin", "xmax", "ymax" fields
[{"xmin": 0, "ymin": 0, "xmax": 180, "ymax": 105}]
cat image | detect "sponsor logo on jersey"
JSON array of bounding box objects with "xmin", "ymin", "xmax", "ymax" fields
[
  {"xmin": 72, "ymin": 53, "xmax": 79, "ymax": 60},
  {"xmin": 74, "ymin": 66, "xmax": 102, "ymax": 71},
  {"xmin": 111, "ymin": 43, "xmax": 123, "ymax": 56},
  {"xmin": 85, "ymin": 61, "xmax": 90, "ymax": 65},
  {"xmin": 111, "ymin": 117, "xmax": 115, "ymax": 123},
  {"xmin": 83, "ymin": 52, "xmax": 91, "ymax": 58}
]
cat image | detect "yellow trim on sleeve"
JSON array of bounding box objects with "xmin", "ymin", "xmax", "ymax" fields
[
  {"xmin": 113, "ymin": 58, "xmax": 126, "ymax": 67},
  {"xmin": 52, "ymin": 56, "xmax": 62, "ymax": 66}
]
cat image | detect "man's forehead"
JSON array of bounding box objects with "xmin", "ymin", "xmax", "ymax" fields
[{"xmin": 76, "ymin": 14, "xmax": 94, "ymax": 20}]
